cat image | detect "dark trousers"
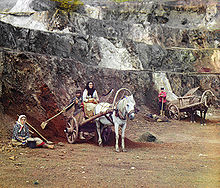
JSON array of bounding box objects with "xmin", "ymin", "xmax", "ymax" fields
[{"xmin": 159, "ymin": 102, "xmax": 166, "ymax": 111}]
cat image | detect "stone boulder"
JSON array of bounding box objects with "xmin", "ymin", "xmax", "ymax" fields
[{"xmin": 139, "ymin": 132, "xmax": 157, "ymax": 142}]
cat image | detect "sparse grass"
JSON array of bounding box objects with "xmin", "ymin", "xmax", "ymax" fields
[
  {"xmin": 50, "ymin": 0, "xmax": 83, "ymax": 13},
  {"xmin": 114, "ymin": 0, "xmax": 141, "ymax": 2}
]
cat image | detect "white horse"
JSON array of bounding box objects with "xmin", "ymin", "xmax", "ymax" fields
[{"xmin": 94, "ymin": 95, "xmax": 136, "ymax": 152}]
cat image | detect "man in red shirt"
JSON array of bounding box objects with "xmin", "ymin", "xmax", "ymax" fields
[{"xmin": 158, "ymin": 88, "xmax": 167, "ymax": 116}]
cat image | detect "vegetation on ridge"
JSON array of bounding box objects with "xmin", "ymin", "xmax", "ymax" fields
[{"xmin": 50, "ymin": 0, "xmax": 84, "ymax": 12}]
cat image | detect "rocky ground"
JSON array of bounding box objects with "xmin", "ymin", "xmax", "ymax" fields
[{"xmin": 0, "ymin": 107, "xmax": 219, "ymax": 188}]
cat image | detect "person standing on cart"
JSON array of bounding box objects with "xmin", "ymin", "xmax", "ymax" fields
[
  {"xmin": 158, "ymin": 87, "xmax": 167, "ymax": 116},
  {"xmin": 83, "ymin": 81, "xmax": 99, "ymax": 118},
  {"xmin": 65, "ymin": 89, "xmax": 83, "ymax": 119},
  {"xmin": 67, "ymin": 89, "xmax": 83, "ymax": 113},
  {"xmin": 73, "ymin": 89, "xmax": 83, "ymax": 113},
  {"xmin": 65, "ymin": 89, "xmax": 85, "ymax": 139}
]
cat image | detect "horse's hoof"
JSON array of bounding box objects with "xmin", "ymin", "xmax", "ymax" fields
[
  {"xmin": 115, "ymin": 149, "xmax": 120, "ymax": 153},
  {"xmin": 98, "ymin": 141, "xmax": 103, "ymax": 147},
  {"xmin": 122, "ymin": 149, "xmax": 127, "ymax": 152}
]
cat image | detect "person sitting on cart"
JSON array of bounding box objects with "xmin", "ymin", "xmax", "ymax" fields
[
  {"xmin": 158, "ymin": 87, "xmax": 167, "ymax": 116},
  {"xmin": 12, "ymin": 115, "xmax": 54, "ymax": 149},
  {"xmin": 83, "ymin": 81, "xmax": 99, "ymax": 118}
]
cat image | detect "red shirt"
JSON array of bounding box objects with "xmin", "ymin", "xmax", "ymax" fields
[{"xmin": 158, "ymin": 91, "xmax": 167, "ymax": 103}]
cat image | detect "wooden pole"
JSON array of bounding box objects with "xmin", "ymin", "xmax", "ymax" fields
[
  {"xmin": 79, "ymin": 109, "xmax": 113, "ymax": 126},
  {"xmin": 160, "ymin": 98, "xmax": 164, "ymax": 117},
  {"xmin": 17, "ymin": 115, "xmax": 52, "ymax": 144}
]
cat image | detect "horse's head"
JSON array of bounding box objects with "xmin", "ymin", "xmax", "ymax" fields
[{"xmin": 118, "ymin": 95, "xmax": 136, "ymax": 120}]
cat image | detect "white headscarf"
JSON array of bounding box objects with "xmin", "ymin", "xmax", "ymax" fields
[
  {"xmin": 17, "ymin": 115, "xmax": 26, "ymax": 124},
  {"xmin": 17, "ymin": 115, "xmax": 27, "ymax": 132}
]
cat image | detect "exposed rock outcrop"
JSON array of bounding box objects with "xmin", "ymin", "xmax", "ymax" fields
[
  {"xmin": 0, "ymin": 20, "xmax": 219, "ymax": 72},
  {"xmin": 0, "ymin": 0, "xmax": 219, "ymax": 72}
]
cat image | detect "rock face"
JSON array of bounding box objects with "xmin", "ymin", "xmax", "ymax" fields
[
  {"xmin": 0, "ymin": 0, "xmax": 219, "ymax": 141},
  {"xmin": 0, "ymin": 0, "xmax": 219, "ymax": 72},
  {"xmin": 0, "ymin": 0, "xmax": 17, "ymax": 11}
]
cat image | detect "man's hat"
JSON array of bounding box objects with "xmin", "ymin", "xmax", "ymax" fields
[{"xmin": 76, "ymin": 88, "xmax": 81, "ymax": 94}]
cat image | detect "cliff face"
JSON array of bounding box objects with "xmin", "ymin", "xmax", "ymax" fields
[
  {"xmin": 0, "ymin": 0, "xmax": 219, "ymax": 140},
  {"xmin": 0, "ymin": 0, "xmax": 219, "ymax": 72}
]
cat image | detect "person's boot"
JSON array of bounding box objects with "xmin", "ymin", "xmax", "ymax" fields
[
  {"xmin": 79, "ymin": 132, "xmax": 86, "ymax": 140},
  {"xmin": 45, "ymin": 144, "xmax": 54, "ymax": 149}
]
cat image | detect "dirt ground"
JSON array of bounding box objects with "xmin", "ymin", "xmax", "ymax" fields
[{"xmin": 0, "ymin": 108, "xmax": 220, "ymax": 188}]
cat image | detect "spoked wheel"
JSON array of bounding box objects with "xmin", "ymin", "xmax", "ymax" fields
[
  {"xmin": 168, "ymin": 104, "xmax": 180, "ymax": 120},
  {"xmin": 65, "ymin": 117, "xmax": 78, "ymax": 144}
]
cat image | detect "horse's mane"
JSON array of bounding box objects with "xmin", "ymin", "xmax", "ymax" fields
[
  {"xmin": 117, "ymin": 97, "xmax": 127, "ymax": 113},
  {"xmin": 117, "ymin": 96, "xmax": 134, "ymax": 112}
]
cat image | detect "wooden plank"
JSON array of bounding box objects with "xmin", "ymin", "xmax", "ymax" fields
[
  {"xmin": 183, "ymin": 87, "xmax": 200, "ymax": 97},
  {"xmin": 179, "ymin": 102, "xmax": 203, "ymax": 110},
  {"xmin": 79, "ymin": 109, "xmax": 113, "ymax": 126},
  {"xmin": 177, "ymin": 95, "xmax": 195, "ymax": 99}
]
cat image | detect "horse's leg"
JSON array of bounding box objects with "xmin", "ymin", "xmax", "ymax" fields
[
  {"xmin": 203, "ymin": 108, "xmax": 207, "ymax": 126},
  {"xmin": 190, "ymin": 109, "xmax": 193, "ymax": 123},
  {"xmin": 200, "ymin": 110, "xmax": 203, "ymax": 126},
  {"xmin": 190, "ymin": 109, "xmax": 195, "ymax": 123},
  {"xmin": 95, "ymin": 120, "xmax": 103, "ymax": 146},
  {"xmin": 114, "ymin": 123, "xmax": 120, "ymax": 152},
  {"xmin": 121, "ymin": 123, "xmax": 127, "ymax": 152},
  {"xmin": 193, "ymin": 110, "xmax": 197, "ymax": 123}
]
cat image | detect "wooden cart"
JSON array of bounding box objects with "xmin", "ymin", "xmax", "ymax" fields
[
  {"xmin": 64, "ymin": 88, "xmax": 132, "ymax": 144},
  {"xmin": 167, "ymin": 87, "xmax": 215, "ymax": 120}
]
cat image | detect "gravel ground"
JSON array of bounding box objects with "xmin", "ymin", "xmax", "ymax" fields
[{"xmin": 0, "ymin": 108, "xmax": 219, "ymax": 188}]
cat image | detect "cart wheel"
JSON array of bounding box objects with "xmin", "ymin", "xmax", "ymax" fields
[
  {"xmin": 168, "ymin": 104, "xmax": 180, "ymax": 120},
  {"xmin": 65, "ymin": 117, "xmax": 78, "ymax": 144}
]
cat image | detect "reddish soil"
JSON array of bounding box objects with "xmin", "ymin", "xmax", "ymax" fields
[{"xmin": 0, "ymin": 107, "xmax": 219, "ymax": 188}]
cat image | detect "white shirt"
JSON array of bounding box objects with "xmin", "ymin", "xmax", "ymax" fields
[{"xmin": 83, "ymin": 89, "xmax": 99, "ymax": 102}]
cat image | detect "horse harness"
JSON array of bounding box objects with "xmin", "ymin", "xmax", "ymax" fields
[
  {"xmin": 104, "ymin": 109, "xmax": 125, "ymax": 124},
  {"xmin": 104, "ymin": 108, "xmax": 135, "ymax": 124},
  {"xmin": 103, "ymin": 97, "xmax": 135, "ymax": 123}
]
